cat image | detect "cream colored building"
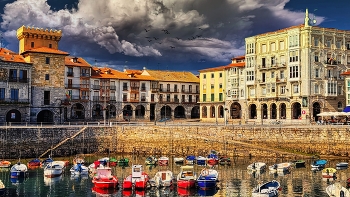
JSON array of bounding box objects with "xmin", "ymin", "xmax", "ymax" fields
[{"xmin": 243, "ymin": 9, "xmax": 350, "ymax": 122}]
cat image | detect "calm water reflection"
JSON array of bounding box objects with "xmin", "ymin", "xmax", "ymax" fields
[{"xmin": 0, "ymin": 155, "xmax": 347, "ymax": 196}]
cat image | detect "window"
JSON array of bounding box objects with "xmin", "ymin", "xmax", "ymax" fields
[
  {"xmin": 141, "ymin": 93, "xmax": 146, "ymax": 102},
  {"xmin": 280, "ymin": 71, "xmax": 284, "ymax": 79},
  {"xmin": 9, "ymin": 69, "xmax": 17, "ymax": 82},
  {"xmin": 336, "ymin": 41, "xmax": 341, "ymax": 49},
  {"xmin": 19, "ymin": 70, "xmax": 27, "ymax": 82},
  {"xmin": 0, "ymin": 88, "xmax": 4, "ymax": 100},
  {"xmin": 271, "ymin": 83, "xmax": 276, "ymax": 93},
  {"xmin": 44, "ymin": 91, "xmax": 50, "ymax": 105},
  {"xmin": 219, "ymin": 93, "xmax": 223, "ymax": 101},
  {"xmin": 219, "ymin": 83, "xmax": 222, "ymax": 89},
  {"xmin": 45, "ymin": 74, "xmax": 50, "ymax": 80},
  {"xmin": 211, "ymin": 94, "xmax": 214, "ymax": 101},
  {"xmin": 174, "ymin": 84, "xmax": 178, "ymax": 92},
  {"xmin": 271, "ymin": 72, "xmax": 275, "ymax": 79},
  {"xmin": 219, "ymin": 73, "xmax": 222, "ymax": 78},
  {"xmin": 49, "ymin": 43, "xmax": 52, "ymax": 48},
  {"xmin": 203, "ymin": 94, "xmax": 206, "ymax": 102},
  {"xmin": 326, "ymin": 39, "xmax": 331, "ymax": 47},
  {"xmin": 250, "ymin": 88, "xmax": 255, "ymax": 96},
  {"xmin": 45, "ymin": 57, "xmax": 50, "ymax": 64},
  {"xmin": 141, "ymin": 83, "xmax": 146, "ymax": 91},
  {"xmin": 289, "ymin": 65, "xmax": 299, "ymax": 78},
  {"xmin": 167, "ymin": 84, "xmax": 170, "ymax": 92},
  {"xmin": 280, "ymin": 86, "xmax": 286, "ymax": 94},
  {"xmin": 262, "ymin": 44, "xmax": 266, "ymax": 53},
  {"xmin": 211, "ymin": 73, "xmax": 214, "ymax": 78},
  {"xmin": 31, "ymin": 42, "xmax": 34, "ymax": 48},
  {"xmin": 270, "ymin": 42, "xmax": 275, "ymax": 51},
  {"xmin": 262, "ymin": 58, "xmax": 266, "ymax": 67},
  {"xmin": 203, "ymin": 74, "xmax": 206, "ymax": 79},
  {"xmin": 315, "ymin": 69, "xmax": 319, "ymax": 78},
  {"xmin": 166, "ymin": 94, "xmax": 170, "ymax": 102},
  {"xmin": 314, "ymin": 38, "xmax": 319, "ymax": 46},
  {"xmin": 151, "ymin": 94, "xmax": 154, "ymax": 102},
  {"xmin": 123, "ymin": 82, "xmax": 128, "ymax": 91},
  {"xmin": 67, "ymin": 67, "xmax": 73, "ymax": 77},
  {"xmin": 182, "ymin": 85, "xmax": 185, "ymax": 92},
  {"xmin": 315, "ymin": 84, "xmax": 319, "ymax": 94},
  {"xmin": 279, "ymin": 41, "xmax": 284, "ymax": 50},
  {"xmin": 189, "ymin": 85, "xmax": 192, "ymax": 93},
  {"xmin": 262, "ymin": 87, "xmax": 266, "ymax": 95},
  {"xmin": 11, "ymin": 89, "xmax": 19, "ymax": 101},
  {"xmin": 211, "ymin": 84, "xmax": 214, "ymax": 89},
  {"xmin": 327, "ymin": 81, "xmax": 337, "ymax": 95},
  {"xmin": 123, "ymin": 93, "xmax": 128, "ymax": 101},
  {"xmin": 289, "ymin": 51, "xmax": 298, "ymax": 62},
  {"xmin": 315, "ymin": 53, "xmax": 319, "ymax": 62},
  {"xmin": 246, "ymin": 71, "xmax": 255, "ymax": 81},
  {"xmin": 293, "ymin": 84, "xmax": 299, "ymax": 93}
]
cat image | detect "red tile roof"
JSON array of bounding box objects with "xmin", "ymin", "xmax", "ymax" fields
[
  {"xmin": 22, "ymin": 47, "xmax": 69, "ymax": 55},
  {"xmin": 0, "ymin": 48, "xmax": 28, "ymax": 63},
  {"xmin": 91, "ymin": 67, "xmax": 129, "ymax": 79},
  {"xmin": 65, "ymin": 56, "xmax": 91, "ymax": 67}
]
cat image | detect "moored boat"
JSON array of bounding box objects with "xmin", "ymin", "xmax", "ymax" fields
[
  {"xmin": 150, "ymin": 170, "xmax": 174, "ymax": 187},
  {"xmin": 0, "ymin": 160, "xmax": 11, "ymax": 168},
  {"xmin": 44, "ymin": 162, "xmax": 64, "ymax": 178},
  {"xmin": 252, "ymin": 180, "xmax": 280, "ymax": 197},
  {"xmin": 247, "ymin": 162, "xmax": 266, "ymax": 171},
  {"xmin": 269, "ymin": 162, "xmax": 291, "ymax": 172},
  {"xmin": 322, "ymin": 167, "xmax": 337, "ymax": 178},
  {"xmin": 207, "ymin": 150, "xmax": 219, "ymax": 166},
  {"xmin": 291, "ymin": 160, "xmax": 305, "ymax": 168},
  {"xmin": 92, "ymin": 166, "xmax": 118, "ymax": 189},
  {"xmin": 197, "ymin": 168, "xmax": 219, "ymax": 189},
  {"xmin": 185, "ymin": 155, "xmax": 196, "ymax": 165},
  {"xmin": 311, "ymin": 159, "xmax": 327, "ymax": 169},
  {"xmin": 158, "ymin": 156, "xmax": 169, "ymax": 166},
  {"xmin": 10, "ymin": 161, "xmax": 28, "ymax": 178},
  {"xmin": 41, "ymin": 157, "xmax": 54, "ymax": 168},
  {"xmin": 73, "ymin": 156, "xmax": 85, "ymax": 165},
  {"xmin": 117, "ymin": 158, "xmax": 129, "ymax": 167},
  {"xmin": 196, "ymin": 156, "xmax": 207, "ymax": 166},
  {"xmin": 122, "ymin": 164, "xmax": 149, "ymax": 190},
  {"xmin": 145, "ymin": 156, "xmax": 157, "ymax": 165},
  {"xmin": 336, "ymin": 162, "xmax": 349, "ymax": 169},
  {"xmin": 28, "ymin": 158, "xmax": 41, "ymax": 168},
  {"xmin": 174, "ymin": 157, "xmax": 184, "ymax": 164},
  {"xmin": 219, "ymin": 156, "xmax": 231, "ymax": 165},
  {"xmin": 70, "ymin": 163, "xmax": 89, "ymax": 176},
  {"xmin": 176, "ymin": 165, "xmax": 197, "ymax": 189},
  {"xmin": 326, "ymin": 182, "xmax": 350, "ymax": 197}
]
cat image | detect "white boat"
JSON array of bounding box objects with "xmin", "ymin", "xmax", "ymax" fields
[
  {"xmin": 150, "ymin": 170, "xmax": 174, "ymax": 187},
  {"xmin": 70, "ymin": 163, "xmax": 89, "ymax": 176},
  {"xmin": 44, "ymin": 176, "xmax": 62, "ymax": 186},
  {"xmin": 44, "ymin": 162, "xmax": 64, "ymax": 178},
  {"xmin": 252, "ymin": 180, "xmax": 280, "ymax": 197},
  {"xmin": 10, "ymin": 161, "xmax": 28, "ymax": 178},
  {"xmin": 247, "ymin": 162, "xmax": 266, "ymax": 171},
  {"xmin": 174, "ymin": 157, "xmax": 184, "ymax": 164},
  {"xmin": 0, "ymin": 180, "xmax": 4, "ymax": 195},
  {"xmin": 336, "ymin": 162, "xmax": 349, "ymax": 169},
  {"xmin": 196, "ymin": 156, "xmax": 207, "ymax": 166},
  {"xmin": 326, "ymin": 182, "xmax": 350, "ymax": 197},
  {"xmin": 268, "ymin": 162, "xmax": 291, "ymax": 172}
]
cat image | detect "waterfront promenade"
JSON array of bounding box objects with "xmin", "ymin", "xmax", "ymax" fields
[{"xmin": 0, "ymin": 119, "xmax": 349, "ymax": 161}]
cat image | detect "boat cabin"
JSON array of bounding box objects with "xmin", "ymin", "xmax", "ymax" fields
[
  {"xmin": 132, "ymin": 165, "xmax": 143, "ymax": 178},
  {"xmin": 97, "ymin": 168, "xmax": 112, "ymax": 178}
]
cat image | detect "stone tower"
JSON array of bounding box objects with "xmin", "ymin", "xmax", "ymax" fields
[{"xmin": 16, "ymin": 26, "xmax": 68, "ymax": 123}]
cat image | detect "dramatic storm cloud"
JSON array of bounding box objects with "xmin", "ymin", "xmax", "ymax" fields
[{"xmin": 0, "ymin": 0, "xmax": 324, "ymax": 71}]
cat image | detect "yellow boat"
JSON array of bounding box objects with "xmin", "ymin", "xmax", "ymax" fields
[{"xmin": 322, "ymin": 168, "xmax": 337, "ymax": 178}]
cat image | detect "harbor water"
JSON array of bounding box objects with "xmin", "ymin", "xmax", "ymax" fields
[{"xmin": 0, "ymin": 155, "xmax": 347, "ymax": 197}]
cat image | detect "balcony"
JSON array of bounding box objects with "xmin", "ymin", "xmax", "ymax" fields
[
  {"xmin": 151, "ymin": 88, "xmax": 159, "ymax": 93},
  {"xmin": 67, "ymin": 72, "xmax": 74, "ymax": 77},
  {"xmin": 131, "ymin": 86, "xmax": 139, "ymax": 91},
  {"xmin": 110, "ymin": 96, "xmax": 116, "ymax": 101},
  {"xmin": 141, "ymin": 87, "xmax": 146, "ymax": 91},
  {"xmin": 0, "ymin": 98, "xmax": 29, "ymax": 104},
  {"xmin": 110, "ymin": 85, "xmax": 116, "ymax": 90},
  {"xmin": 141, "ymin": 97, "xmax": 146, "ymax": 102},
  {"xmin": 93, "ymin": 85, "xmax": 100, "ymax": 90},
  {"xmin": 123, "ymin": 86, "xmax": 128, "ymax": 91},
  {"xmin": 70, "ymin": 95, "xmax": 89, "ymax": 101},
  {"xmin": 160, "ymin": 88, "xmax": 179, "ymax": 93},
  {"xmin": 80, "ymin": 73, "xmax": 90, "ymax": 77},
  {"xmin": 66, "ymin": 84, "xmax": 81, "ymax": 89}
]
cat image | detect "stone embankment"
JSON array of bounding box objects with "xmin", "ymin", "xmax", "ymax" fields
[{"xmin": 1, "ymin": 125, "xmax": 349, "ymax": 160}]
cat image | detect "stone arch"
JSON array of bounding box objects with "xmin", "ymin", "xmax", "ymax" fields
[
  {"xmin": 337, "ymin": 101, "xmax": 343, "ymax": 112},
  {"xmin": 280, "ymin": 103, "xmax": 286, "ymax": 119},
  {"xmin": 249, "ymin": 104, "xmax": 257, "ymax": 119},
  {"xmin": 202, "ymin": 106, "xmax": 207, "ymax": 118},
  {"xmin": 270, "ymin": 103, "xmax": 277, "ymax": 119},
  {"xmin": 174, "ymin": 106, "xmax": 186, "ymax": 118},
  {"xmin": 37, "ymin": 110, "xmax": 54, "ymax": 123},
  {"xmin": 313, "ymin": 102, "xmax": 321, "ymax": 121},
  {"xmin": 107, "ymin": 104, "xmax": 116, "ymax": 119},
  {"xmin": 71, "ymin": 103, "xmax": 85, "ymax": 119},
  {"xmin": 210, "ymin": 106, "xmax": 215, "ymax": 118},
  {"xmin": 135, "ymin": 105, "xmax": 145, "ymax": 119},
  {"xmin": 92, "ymin": 104, "xmax": 103, "ymax": 119},
  {"xmin": 6, "ymin": 109, "xmax": 21, "ymax": 122},
  {"xmin": 230, "ymin": 102, "xmax": 241, "ymax": 119},
  {"xmin": 292, "ymin": 102, "xmax": 301, "ymax": 119},
  {"xmin": 262, "ymin": 103, "xmax": 268, "ymax": 119},
  {"xmin": 160, "ymin": 105, "xmax": 172, "ymax": 119},
  {"xmin": 191, "ymin": 106, "xmax": 200, "ymax": 118},
  {"xmin": 123, "ymin": 105, "xmax": 133, "ymax": 120},
  {"xmin": 218, "ymin": 105, "xmax": 224, "ymax": 118}
]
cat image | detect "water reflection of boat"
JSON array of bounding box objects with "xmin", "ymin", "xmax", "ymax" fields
[
  {"xmin": 44, "ymin": 176, "xmax": 62, "ymax": 186},
  {"xmin": 197, "ymin": 187, "xmax": 218, "ymax": 196},
  {"xmin": 11, "ymin": 177, "xmax": 25, "ymax": 185},
  {"xmin": 91, "ymin": 186, "xmax": 118, "ymax": 196},
  {"xmin": 177, "ymin": 187, "xmax": 196, "ymax": 196}
]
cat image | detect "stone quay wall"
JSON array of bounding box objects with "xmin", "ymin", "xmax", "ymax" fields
[{"xmin": 1, "ymin": 125, "xmax": 350, "ymax": 160}]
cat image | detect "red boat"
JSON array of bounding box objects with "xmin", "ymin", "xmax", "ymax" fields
[
  {"xmin": 92, "ymin": 166, "xmax": 118, "ymax": 189},
  {"xmin": 91, "ymin": 186, "xmax": 117, "ymax": 195},
  {"xmin": 158, "ymin": 156, "xmax": 169, "ymax": 166},
  {"xmin": 27, "ymin": 159, "xmax": 41, "ymax": 167},
  {"xmin": 176, "ymin": 166, "xmax": 197, "ymax": 189},
  {"xmin": 123, "ymin": 165, "xmax": 149, "ymax": 190},
  {"xmin": 177, "ymin": 187, "xmax": 196, "ymax": 197}
]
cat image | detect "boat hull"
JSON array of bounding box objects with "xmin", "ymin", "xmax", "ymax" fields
[
  {"xmin": 177, "ymin": 179, "xmax": 196, "ymax": 189},
  {"xmin": 92, "ymin": 178, "xmax": 118, "ymax": 189},
  {"xmin": 197, "ymin": 180, "xmax": 217, "ymax": 189},
  {"xmin": 11, "ymin": 171, "xmax": 26, "ymax": 178}
]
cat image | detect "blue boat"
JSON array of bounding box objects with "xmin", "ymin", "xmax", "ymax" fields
[
  {"xmin": 311, "ymin": 159, "xmax": 327, "ymax": 168},
  {"xmin": 10, "ymin": 161, "xmax": 28, "ymax": 179},
  {"xmin": 207, "ymin": 150, "xmax": 219, "ymax": 166},
  {"xmin": 197, "ymin": 168, "xmax": 218, "ymax": 189},
  {"xmin": 197, "ymin": 187, "xmax": 218, "ymax": 196},
  {"xmin": 185, "ymin": 155, "xmax": 196, "ymax": 165},
  {"xmin": 196, "ymin": 156, "xmax": 207, "ymax": 166},
  {"xmin": 252, "ymin": 180, "xmax": 280, "ymax": 197}
]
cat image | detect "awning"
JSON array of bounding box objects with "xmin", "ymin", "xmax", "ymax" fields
[{"xmin": 343, "ymin": 106, "xmax": 350, "ymax": 112}]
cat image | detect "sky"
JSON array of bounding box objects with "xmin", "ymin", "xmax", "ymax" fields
[{"xmin": 0, "ymin": 0, "xmax": 349, "ymax": 74}]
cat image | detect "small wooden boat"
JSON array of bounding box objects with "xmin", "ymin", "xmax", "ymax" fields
[
  {"xmin": 291, "ymin": 160, "xmax": 305, "ymax": 168},
  {"xmin": 10, "ymin": 161, "xmax": 28, "ymax": 178},
  {"xmin": 219, "ymin": 156, "xmax": 231, "ymax": 165},
  {"xmin": 123, "ymin": 165, "xmax": 149, "ymax": 190},
  {"xmin": 44, "ymin": 162, "xmax": 64, "ymax": 178},
  {"xmin": 269, "ymin": 162, "xmax": 291, "ymax": 172},
  {"xmin": 196, "ymin": 156, "xmax": 207, "ymax": 166},
  {"xmin": 117, "ymin": 158, "xmax": 129, "ymax": 167},
  {"xmin": 247, "ymin": 162, "xmax": 266, "ymax": 171},
  {"xmin": 28, "ymin": 158, "xmax": 41, "ymax": 167},
  {"xmin": 311, "ymin": 159, "xmax": 327, "ymax": 169},
  {"xmin": 92, "ymin": 166, "xmax": 118, "ymax": 189},
  {"xmin": 174, "ymin": 157, "xmax": 184, "ymax": 164},
  {"xmin": 158, "ymin": 156, "xmax": 169, "ymax": 166},
  {"xmin": 322, "ymin": 168, "xmax": 337, "ymax": 178},
  {"xmin": 150, "ymin": 170, "xmax": 174, "ymax": 187},
  {"xmin": 326, "ymin": 182, "xmax": 350, "ymax": 197},
  {"xmin": 252, "ymin": 180, "xmax": 280, "ymax": 197},
  {"xmin": 207, "ymin": 150, "xmax": 219, "ymax": 166},
  {"xmin": 176, "ymin": 165, "xmax": 197, "ymax": 189},
  {"xmin": 197, "ymin": 168, "xmax": 219, "ymax": 189},
  {"xmin": 145, "ymin": 156, "xmax": 157, "ymax": 165},
  {"xmin": 0, "ymin": 160, "xmax": 11, "ymax": 168},
  {"xmin": 70, "ymin": 163, "xmax": 89, "ymax": 176},
  {"xmin": 185, "ymin": 155, "xmax": 196, "ymax": 165},
  {"xmin": 0, "ymin": 180, "xmax": 5, "ymax": 195},
  {"xmin": 336, "ymin": 162, "xmax": 349, "ymax": 169}
]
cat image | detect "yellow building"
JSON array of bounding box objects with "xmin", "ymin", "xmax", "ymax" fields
[{"xmin": 243, "ymin": 9, "xmax": 350, "ymax": 123}]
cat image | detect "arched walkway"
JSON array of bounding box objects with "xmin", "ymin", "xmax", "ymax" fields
[
  {"xmin": 123, "ymin": 105, "xmax": 133, "ymax": 120},
  {"xmin": 191, "ymin": 106, "xmax": 200, "ymax": 118},
  {"xmin": 71, "ymin": 103, "xmax": 85, "ymax": 119},
  {"xmin": 92, "ymin": 104, "xmax": 103, "ymax": 119},
  {"xmin": 280, "ymin": 103, "xmax": 286, "ymax": 119},
  {"xmin": 135, "ymin": 105, "xmax": 145, "ymax": 119},
  {"xmin": 107, "ymin": 104, "xmax": 116, "ymax": 119},
  {"xmin": 202, "ymin": 106, "xmax": 207, "ymax": 118},
  {"xmin": 230, "ymin": 102, "xmax": 241, "ymax": 119},
  {"xmin": 174, "ymin": 106, "xmax": 186, "ymax": 118},
  {"xmin": 160, "ymin": 105, "xmax": 172, "ymax": 119},
  {"xmin": 210, "ymin": 106, "xmax": 215, "ymax": 118},
  {"xmin": 292, "ymin": 102, "xmax": 301, "ymax": 119},
  {"xmin": 313, "ymin": 102, "xmax": 321, "ymax": 121},
  {"xmin": 249, "ymin": 104, "xmax": 257, "ymax": 119},
  {"xmin": 270, "ymin": 103, "xmax": 277, "ymax": 119},
  {"xmin": 37, "ymin": 110, "xmax": 53, "ymax": 123},
  {"xmin": 262, "ymin": 104, "xmax": 268, "ymax": 119},
  {"xmin": 6, "ymin": 109, "xmax": 21, "ymax": 122},
  {"xmin": 218, "ymin": 105, "xmax": 224, "ymax": 118}
]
